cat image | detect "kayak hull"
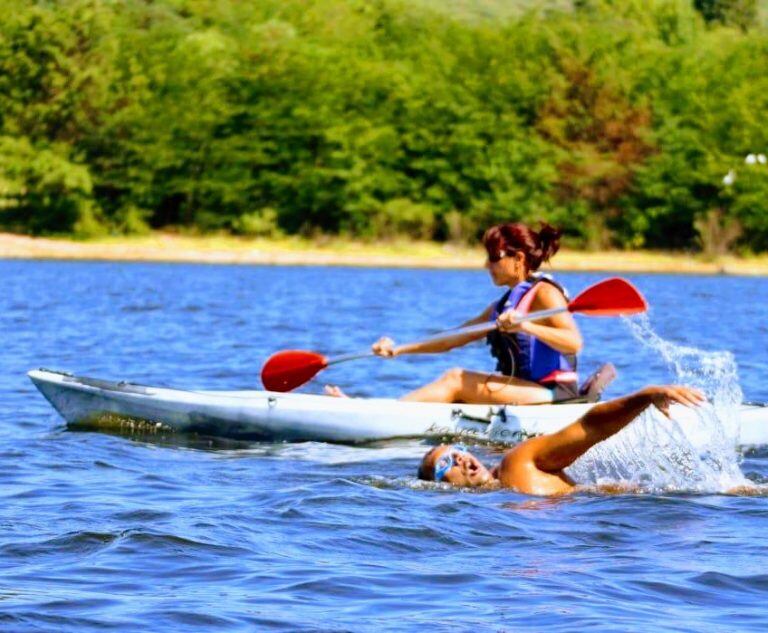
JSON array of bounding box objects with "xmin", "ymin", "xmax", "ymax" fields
[
  {"xmin": 28, "ymin": 369, "xmax": 597, "ymax": 443},
  {"xmin": 28, "ymin": 369, "xmax": 768, "ymax": 446}
]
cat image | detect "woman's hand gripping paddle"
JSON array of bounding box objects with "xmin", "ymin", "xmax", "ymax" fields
[{"xmin": 260, "ymin": 276, "xmax": 647, "ymax": 392}]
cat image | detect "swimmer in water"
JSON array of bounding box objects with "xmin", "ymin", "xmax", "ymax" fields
[{"xmin": 418, "ymin": 385, "xmax": 705, "ymax": 496}]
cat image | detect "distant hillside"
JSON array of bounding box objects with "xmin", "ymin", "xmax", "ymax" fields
[
  {"xmin": 415, "ymin": 0, "xmax": 572, "ymax": 22},
  {"xmin": 417, "ymin": 0, "xmax": 768, "ymax": 27}
]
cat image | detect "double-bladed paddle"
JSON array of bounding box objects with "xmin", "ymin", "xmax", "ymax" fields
[{"xmin": 261, "ymin": 276, "xmax": 647, "ymax": 392}]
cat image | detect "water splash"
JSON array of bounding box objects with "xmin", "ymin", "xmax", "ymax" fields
[{"xmin": 567, "ymin": 314, "xmax": 748, "ymax": 493}]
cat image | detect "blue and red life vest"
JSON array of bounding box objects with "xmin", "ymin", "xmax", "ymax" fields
[{"xmin": 487, "ymin": 273, "xmax": 578, "ymax": 385}]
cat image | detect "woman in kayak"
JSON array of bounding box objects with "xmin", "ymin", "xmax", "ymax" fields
[
  {"xmin": 417, "ymin": 384, "xmax": 705, "ymax": 495},
  {"xmin": 326, "ymin": 221, "xmax": 583, "ymax": 405}
]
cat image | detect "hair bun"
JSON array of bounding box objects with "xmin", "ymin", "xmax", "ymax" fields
[{"xmin": 537, "ymin": 223, "xmax": 562, "ymax": 264}]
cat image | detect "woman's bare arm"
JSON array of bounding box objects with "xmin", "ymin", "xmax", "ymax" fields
[
  {"xmin": 458, "ymin": 303, "xmax": 495, "ymax": 328},
  {"xmin": 517, "ymin": 319, "xmax": 582, "ymax": 355},
  {"xmin": 496, "ymin": 283, "xmax": 582, "ymax": 355},
  {"xmin": 376, "ymin": 303, "xmax": 496, "ymax": 356}
]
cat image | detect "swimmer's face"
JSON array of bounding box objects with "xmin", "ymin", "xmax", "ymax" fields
[{"xmin": 425, "ymin": 445, "xmax": 493, "ymax": 487}]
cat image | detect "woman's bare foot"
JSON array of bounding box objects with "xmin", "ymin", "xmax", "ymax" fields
[{"xmin": 324, "ymin": 385, "xmax": 349, "ymax": 398}]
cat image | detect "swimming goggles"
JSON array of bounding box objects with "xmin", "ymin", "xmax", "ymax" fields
[{"xmin": 434, "ymin": 444, "xmax": 467, "ymax": 482}]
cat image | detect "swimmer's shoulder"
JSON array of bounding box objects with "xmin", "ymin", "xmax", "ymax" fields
[{"xmin": 497, "ymin": 439, "xmax": 576, "ymax": 496}]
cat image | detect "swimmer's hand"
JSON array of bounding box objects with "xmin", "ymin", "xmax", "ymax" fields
[
  {"xmin": 643, "ymin": 385, "xmax": 706, "ymax": 418},
  {"xmin": 372, "ymin": 336, "xmax": 398, "ymax": 357}
]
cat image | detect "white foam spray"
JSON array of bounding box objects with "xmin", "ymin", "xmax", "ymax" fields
[{"xmin": 567, "ymin": 314, "xmax": 748, "ymax": 493}]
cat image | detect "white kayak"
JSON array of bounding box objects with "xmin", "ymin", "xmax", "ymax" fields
[{"xmin": 28, "ymin": 368, "xmax": 768, "ymax": 447}]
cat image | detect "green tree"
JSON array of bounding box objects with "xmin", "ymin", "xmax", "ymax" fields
[
  {"xmin": 694, "ymin": 0, "xmax": 758, "ymax": 31},
  {"xmin": 0, "ymin": 136, "xmax": 101, "ymax": 235}
]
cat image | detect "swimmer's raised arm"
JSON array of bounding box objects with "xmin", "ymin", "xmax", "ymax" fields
[{"xmin": 529, "ymin": 385, "xmax": 706, "ymax": 473}]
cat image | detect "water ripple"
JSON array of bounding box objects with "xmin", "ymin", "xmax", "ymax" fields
[{"xmin": 2, "ymin": 262, "xmax": 768, "ymax": 630}]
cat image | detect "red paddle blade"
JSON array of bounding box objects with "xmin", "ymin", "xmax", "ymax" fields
[
  {"xmin": 261, "ymin": 350, "xmax": 329, "ymax": 392},
  {"xmin": 568, "ymin": 277, "xmax": 648, "ymax": 316}
]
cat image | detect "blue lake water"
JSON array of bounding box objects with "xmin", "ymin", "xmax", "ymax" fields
[{"xmin": 2, "ymin": 259, "xmax": 768, "ymax": 630}]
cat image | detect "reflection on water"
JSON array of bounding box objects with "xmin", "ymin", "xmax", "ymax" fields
[{"xmin": 500, "ymin": 496, "xmax": 576, "ymax": 512}]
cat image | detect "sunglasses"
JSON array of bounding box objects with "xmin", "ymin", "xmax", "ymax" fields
[
  {"xmin": 434, "ymin": 444, "xmax": 468, "ymax": 482},
  {"xmin": 486, "ymin": 249, "xmax": 517, "ymax": 264}
]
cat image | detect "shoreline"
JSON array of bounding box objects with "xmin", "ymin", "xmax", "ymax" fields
[{"xmin": 2, "ymin": 232, "xmax": 767, "ymax": 275}]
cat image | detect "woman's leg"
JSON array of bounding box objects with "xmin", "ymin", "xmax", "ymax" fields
[{"xmin": 400, "ymin": 368, "xmax": 553, "ymax": 404}]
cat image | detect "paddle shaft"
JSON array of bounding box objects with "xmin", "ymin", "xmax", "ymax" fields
[
  {"xmin": 326, "ymin": 351, "xmax": 376, "ymax": 366},
  {"xmin": 261, "ymin": 276, "xmax": 645, "ymax": 391},
  {"xmin": 323, "ymin": 306, "xmax": 569, "ymax": 367}
]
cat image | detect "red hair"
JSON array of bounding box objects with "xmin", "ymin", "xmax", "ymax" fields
[{"xmin": 482, "ymin": 222, "xmax": 562, "ymax": 271}]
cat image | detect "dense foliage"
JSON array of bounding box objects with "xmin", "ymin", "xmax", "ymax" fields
[{"xmin": 1, "ymin": 0, "xmax": 767, "ymax": 252}]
